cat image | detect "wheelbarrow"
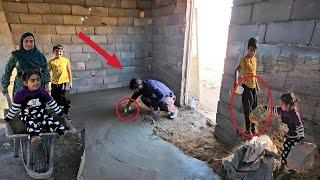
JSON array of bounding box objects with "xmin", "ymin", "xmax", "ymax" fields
[{"xmin": 1, "ymin": 93, "xmax": 77, "ymax": 179}]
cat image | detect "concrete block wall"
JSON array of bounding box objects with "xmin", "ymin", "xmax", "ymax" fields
[
  {"xmin": 216, "ymin": 0, "xmax": 320, "ymax": 147},
  {"xmin": 151, "ymin": 0, "xmax": 187, "ymax": 105},
  {"xmin": 1, "ymin": 0, "xmax": 153, "ymax": 93}
]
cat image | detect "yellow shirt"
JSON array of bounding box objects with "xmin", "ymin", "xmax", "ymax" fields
[
  {"xmin": 48, "ymin": 57, "xmax": 70, "ymax": 85},
  {"xmin": 239, "ymin": 56, "xmax": 257, "ymax": 89}
]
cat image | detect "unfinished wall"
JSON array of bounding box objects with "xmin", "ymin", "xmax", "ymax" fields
[
  {"xmin": 0, "ymin": 0, "xmax": 14, "ymax": 118},
  {"xmin": 0, "ymin": 0, "xmax": 152, "ymax": 93},
  {"xmin": 151, "ymin": 0, "xmax": 187, "ymax": 104},
  {"xmin": 215, "ymin": 0, "xmax": 320, "ymax": 147}
]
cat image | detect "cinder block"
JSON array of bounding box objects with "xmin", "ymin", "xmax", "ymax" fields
[
  {"xmin": 124, "ymin": 9, "xmax": 139, "ymax": 17},
  {"xmin": 123, "ymin": 35, "xmax": 143, "ymax": 43},
  {"xmin": 5, "ymin": 13, "xmax": 20, "ymax": 23},
  {"xmin": 135, "ymin": 49, "xmax": 148, "ymax": 58},
  {"xmin": 56, "ymin": 25, "xmax": 76, "ymax": 34},
  {"xmin": 121, "ymin": 0, "xmax": 136, "ymax": 8},
  {"xmin": 71, "ymin": 52, "xmax": 89, "ymax": 62},
  {"xmin": 75, "ymin": 85, "xmax": 93, "ymax": 93},
  {"xmin": 73, "ymin": 70, "xmax": 91, "ymax": 78},
  {"xmin": 42, "ymin": 15, "xmax": 64, "ymax": 24},
  {"xmin": 85, "ymin": 0, "xmax": 103, "ymax": 6},
  {"xmin": 111, "ymin": 26, "xmax": 127, "ymax": 35},
  {"xmin": 109, "ymin": 8, "xmax": 125, "ymax": 17},
  {"xmin": 63, "ymin": 44, "xmax": 82, "ymax": 53},
  {"xmin": 137, "ymin": 0, "xmax": 151, "ymax": 9},
  {"xmin": 2, "ymin": 2, "xmax": 28, "ymax": 13},
  {"xmin": 233, "ymin": 0, "xmax": 263, "ymax": 6},
  {"xmin": 104, "ymin": 0, "xmax": 121, "ymax": 8},
  {"xmin": 115, "ymin": 43, "xmax": 130, "ymax": 51},
  {"xmin": 19, "ymin": 13, "xmax": 42, "ymax": 24},
  {"xmin": 21, "ymin": 0, "xmax": 44, "ymax": 2},
  {"xmin": 92, "ymin": 84, "xmax": 108, "ymax": 91},
  {"xmin": 291, "ymin": 0, "xmax": 320, "ymax": 19},
  {"xmin": 51, "ymin": 35, "xmax": 72, "ymax": 44},
  {"xmin": 63, "ymin": 15, "xmax": 83, "ymax": 25},
  {"xmin": 257, "ymin": 24, "xmax": 266, "ymax": 43},
  {"xmin": 71, "ymin": 5, "xmax": 90, "ymax": 15},
  {"xmin": 131, "ymin": 42, "xmax": 151, "ymax": 52},
  {"xmin": 73, "ymin": 78, "xmax": 88, "ymax": 86},
  {"xmin": 255, "ymin": 44, "xmax": 281, "ymax": 65},
  {"xmin": 101, "ymin": 17, "xmax": 117, "ymax": 26},
  {"xmin": 228, "ymin": 25, "xmax": 258, "ymax": 42},
  {"xmin": 107, "ymin": 35, "xmax": 123, "ymax": 43},
  {"xmin": 230, "ymin": 5, "xmax": 252, "ymax": 25},
  {"xmin": 107, "ymin": 82, "xmax": 123, "ymax": 89},
  {"xmin": 71, "ymin": 35, "xmax": 85, "ymax": 44},
  {"xmin": 10, "ymin": 24, "xmax": 34, "ymax": 33},
  {"xmin": 66, "ymin": 0, "xmax": 85, "ymax": 5},
  {"xmin": 120, "ymin": 51, "xmax": 135, "ymax": 59},
  {"xmin": 101, "ymin": 44, "xmax": 116, "ymax": 52},
  {"xmin": 103, "ymin": 75, "xmax": 118, "ymax": 83},
  {"xmin": 87, "ymin": 77, "xmax": 104, "ymax": 85},
  {"xmin": 90, "ymin": 7, "xmax": 108, "ymax": 16},
  {"xmin": 117, "ymin": 17, "xmax": 133, "ymax": 26},
  {"xmin": 95, "ymin": 26, "xmax": 112, "ymax": 35},
  {"xmin": 89, "ymin": 35, "xmax": 108, "ymax": 43},
  {"xmin": 90, "ymin": 69, "xmax": 107, "ymax": 77},
  {"xmin": 127, "ymin": 27, "xmax": 143, "ymax": 34},
  {"xmin": 265, "ymin": 20, "xmax": 315, "ymax": 44},
  {"xmin": 76, "ymin": 26, "xmax": 94, "ymax": 34},
  {"xmin": 251, "ymin": 0, "xmax": 293, "ymax": 23},
  {"xmin": 34, "ymin": 25, "xmax": 56, "ymax": 34},
  {"xmin": 84, "ymin": 16, "xmax": 101, "ymax": 26},
  {"xmin": 85, "ymin": 60, "xmax": 102, "ymax": 69},
  {"xmin": 72, "ymin": 62, "xmax": 86, "ymax": 70},
  {"xmin": 44, "ymin": 0, "xmax": 66, "ymax": 3},
  {"xmin": 50, "ymin": 4, "xmax": 71, "ymax": 15},
  {"xmin": 28, "ymin": 3, "xmax": 51, "ymax": 14},
  {"xmin": 311, "ymin": 21, "xmax": 320, "ymax": 46},
  {"xmin": 134, "ymin": 18, "xmax": 152, "ymax": 26},
  {"xmin": 41, "ymin": 45, "xmax": 52, "ymax": 53},
  {"xmin": 34, "ymin": 34, "xmax": 52, "ymax": 45}
]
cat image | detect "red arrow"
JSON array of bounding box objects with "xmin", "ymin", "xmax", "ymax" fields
[{"xmin": 77, "ymin": 32, "xmax": 122, "ymax": 69}]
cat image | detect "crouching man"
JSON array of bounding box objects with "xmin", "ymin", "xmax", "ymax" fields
[{"xmin": 125, "ymin": 78, "xmax": 178, "ymax": 119}]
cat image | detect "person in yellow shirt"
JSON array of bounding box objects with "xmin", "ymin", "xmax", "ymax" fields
[
  {"xmin": 48, "ymin": 44, "xmax": 72, "ymax": 117},
  {"xmin": 234, "ymin": 37, "xmax": 260, "ymax": 135}
]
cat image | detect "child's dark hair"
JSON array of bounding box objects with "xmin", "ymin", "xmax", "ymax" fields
[
  {"xmin": 129, "ymin": 78, "xmax": 142, "ymax": 89},
  {"xmin": 281, "ymin": 92, "xmax": 298, "ymax": 108},
  {"xmin": 22, "ymin": 70, "xmax": 41, "ymax": 82},
  {"xmin": 53, "ymin": 44, "xmax": 64, "ymax": 52},
  {"xmin": 248, "ymin": 37, "xmax": 258, "ymax": 49}
]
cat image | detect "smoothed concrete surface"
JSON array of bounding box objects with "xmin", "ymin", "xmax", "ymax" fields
[{"xmin": 71, "ymin": 88, "xmax": 219, "ymax": 180}]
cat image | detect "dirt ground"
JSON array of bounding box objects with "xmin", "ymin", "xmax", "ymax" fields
[{"xmin": 152, "ymin": 107, "xmax": 320, "ymax": 179}]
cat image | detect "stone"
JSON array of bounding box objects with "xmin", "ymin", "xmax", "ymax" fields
[
  {"xmin": 84, "ymin": 16, "xmax": 101, "ymax": 26},
  {"xmin": 109, "ymin": 8, "xmax": 125, "ymax": 17},
  {"xmin": 19, "ymin": 14, "xmax": 42, "ymax": 24},
  {"xmin": 291, "ymin": 0, "xmax": 320, "ymax": 19},
  {"xmin": 56, "ymin": 25, "xmax": 76, "ymax": 34},
  {"xmin": 90, "ymin": 7, "xmax": 108, "ymax": 16},
  {"xmin": 52, "ymin": 35, "xmax": 72, "ymax": 44},
  {"xmin": 2, "ymin": 2, "xmax": 28, "ymax": 13},
  {"xmin": 117, "ymin": 17, "xmax": 133, "ymax": 26},
  {"xmin": 101, "ymin": 17, "xmax": 117, "ymax": 26},
  {"xmin": 50, "ymin": 4, "xmax": 72, "ymax": 15},
  {"xmin": 230, "ymin": 5, "xmax": 252, "ymax": 25},
  {"xmin": 42, "ymin": 15, "xmax": 64, "ymax": 25},
  {"xmin": 72, "ymin": 5, "xmax": 90, "ymax": 15},
  {"xmin": 121, "ymin": 0, "xmax": 136, "ymax": 9},
  {"xmin": 34, "ymin": 25, "xmax": 56, "ymax": 34},
  {"xmin": 28, "ymin": 3, "xmax": 51, "ymax": 14}
]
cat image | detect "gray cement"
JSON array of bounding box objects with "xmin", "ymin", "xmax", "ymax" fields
[{"xmin": 71, "ymin": 88, "xmax": 219, "ymax": 180}]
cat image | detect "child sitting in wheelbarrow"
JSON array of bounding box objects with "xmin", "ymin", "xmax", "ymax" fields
[{"xmin": 4, "ymin": 70, "xmax": 69, "ymax": 149}]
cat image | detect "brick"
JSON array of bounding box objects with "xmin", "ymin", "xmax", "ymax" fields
[
  {"xmin": 85, "ymin": 60, "xmax": 102, "ymax": 69},
  {"xmin": 63, "ymin": 15, "xmax": 83, "ymax": 25},
  {"xmin": 42, "ymin": 15, "xmax": 63, "ymax": 24},
  {"xmin": 137, "ymin": 0, "xmax": 151, "ymax": 9},
  {"xmin": 101, "ymin": 17, "xmax": 117, "ymax": 26},
  {"xmin": 81, "ymin": 44, "xmax": 96, "ymax": 52},
  {"xmin": 131, "ymin": 42, "xmax": 151, "ymax": 51},
  {"xmin": 10, "ymin": 24, "xmax": 34, "ymax": 33},
  {"xmin": 230, "ymin": 5, "xmax": 252, "ymax": 25},
  {"xmin": 84, "ymin": 16, "xmax": 101, "ymax": 26},
  {"xmin": 34, "ymin": 25, "xmax": 56, "ymax": 34},
  {"xmin": 117, "ymin": 17, "xmax": 133, "ymax": 26},
  {"xmin": 95, "ymin": 26, "xmax": 112, "ymax": 35},
  {"xmin": 34, "ymin": 34, "xmax": 52, "ymax": 44},
  {"xmin": 50, "ymin": 4, "xmax": 71, "ymax": 15},
  {"xmin": 72, "ymin": 5, "xmax": 90, "ymax": 15},
  {"xmin": 19, "ymin": 13, "xmax": 42, "ymax": 24},
  {"xmin": 265, "ymin": 20, "xmax": 315, "ymax": 44},
  {"xmin": 120, "ymin": 51, "xmax": 135, "ymax": 59},
  {"xmin": 311, "ymin": 21, "xmax": 320, "ymax": 46},
  {"xmin": 28, "ymin": 3, "xmax": 51, "ymax": 14},
  {"xmin": 252, "ymin": 0, "xmax": 293, "ymax": 23},
  {"xmin": 71, "ymin": 35, "xmax": 84, "ymax": 44},
  {"xmin": 123, "ymin": 35, "xmax": 143, "ymax": 43},
  {"xmin": 90, "ymin": 7, "xmax": 108, "ymax": 16},
  {"xmin": 111, "ymin": 26, "xmax": 127, "ymax": 35},
  {"xmin": 63, "ymin": 44, "xmax": 82, "ymax": 53},
  {"xmin": 73, "ymin": 70, "xmax": 91, "ymax": 78},
  {"xmin": 5, "ymin": 13, "xmax": 19, "ymax": 23},
  {"xmin": 86, "ymin": 0, "xmax": 103, "ymax": 6},
  {"xmin": 44, "ymin": 0, "xmax": 66, "ymax": 3},
  {"xmin": 124, "ymin": 9, "xmax": 139, "ymax": 17},
  {"xmin": 70, "ymin": 52, "xmax": 89, "ymax": 62},
  {"xmin": 2, "ymin": 2, "xmax": 28, "ymax": 13},
  {"xmin": 228, "ymin": 25, "xmax": 258, "ymax": 42},
  {"xmin": 90, "ymin": 69, "xmax": 107, "ymax": 77},
  {"xmin": 88, "ymin": 52, "xmax": 103, "ymax": 61},
  {"xmin": 72, "ymin": 62, "xmax": 86, "ymax": 70},
  {"xmin": 292, "ymin": 0, "xmax": 320, "ymax": 19},
  {"xmin": 89, "ymin": 35, "xmax": 108, "ymax": 43},
  {"xmin": 134, "ymin": 18, "xmax": 152, "ymax": 26},
  {"xmin": 109, "ymin": 8, "xmax": 124, "ymax": 17},
  {"xmin": 127, "ymin": 27, "xmax": 143, "ymax": 34},
  {"xmin": 56, "ymin": 25, "xmax": 76, "ymax": 34},
  {"xmin": 51, "ymin": 35, "xmax": 72, "ymax": 44},
  {"xmin": 101, "ymin": 44, "xmax": 116, "ymax": 52},
  {"xmin": 66, "ymin": 0, "xmax": 85, "ymax": 5},
  {"xmin": 76, "ymin": 26, "xmax": 94, "ymax": 34},
  {"xmin": 115, "ymin": 43, "xmax": 130, "ymax": 51},
  {"xmin": 107, "ymin": 35, "xmax": 123, "ymax": 43}
]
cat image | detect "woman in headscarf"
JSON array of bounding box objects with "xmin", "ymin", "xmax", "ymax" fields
[{"xmin": 1, "ymin": 32, "xmax": 50, "ymax": 94}]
